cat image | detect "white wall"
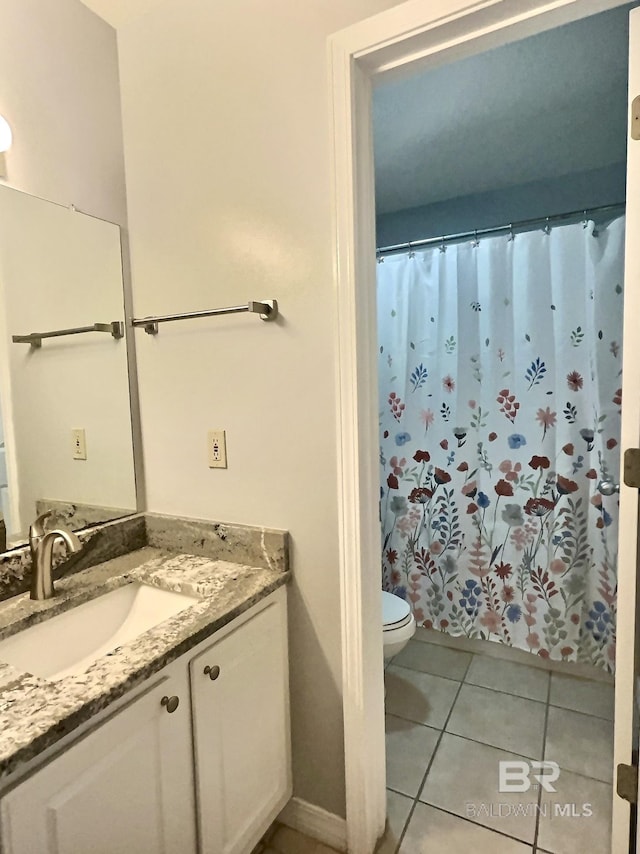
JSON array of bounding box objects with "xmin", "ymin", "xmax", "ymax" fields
[
  {"xmin": 0, "ymin": 0, "xmax": 127, "ymax": 224},
  {"xmin": 117, "ymin": 0, "xmax": 405, "ymax": 818},
  {"xmin": 0, "ymin": 0, "xmax": 131, "ymax": 540}
]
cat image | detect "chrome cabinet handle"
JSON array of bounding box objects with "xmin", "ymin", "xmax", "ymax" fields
[
  {"xmin": 203, "ymin": 665, "xmax": 221, "ymax": 681},
  {"xmin": 598, "ymin": 481, "xmax": 620, "ymax": 496},
  {"xmin": 161, "ymin": 695, "xmax": 180, "ymax": 713}
]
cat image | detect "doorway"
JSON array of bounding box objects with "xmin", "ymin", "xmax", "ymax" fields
[
  {"xmin": 375, "ymin": 9, "xmax": 627, "ymax": 851},
  {"xmin": 329, "ymin": 1, "xmax": 640, "ymax": 852}
]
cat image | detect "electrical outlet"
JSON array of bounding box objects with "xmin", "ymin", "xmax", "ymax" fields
[
  {"xmin": 72, "ymin": 429, "xmax": 87, "ymax": 460},
  {"xmin": 207, "ymin": 430, "xmax": 227, "ymax": 469}
]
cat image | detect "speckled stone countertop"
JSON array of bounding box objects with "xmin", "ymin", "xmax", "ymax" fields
[
  {"xmin": 0, "ymin": 511, "xmax": 288, "ymax": 602},
  {"xmin": 0, "ymin": 545, "xmax": 289, "ymax": 782}
]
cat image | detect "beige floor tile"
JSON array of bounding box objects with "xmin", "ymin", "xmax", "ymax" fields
[
  {"xmin": 266, "ymin": 849, "xmax": 340, "ymax": 854},
  {"xmin": 537, "ymin": 769, "xmax": 612, "ymax": 854},
  {"xmin": 270, "ymin": 825, "xmax": 319, "ymax": 854},
  {"xmin": 545, "ymin": 706, "xmax": 614, "ymax": 783},
  {"xmin": 270, "ymin": 825, "xmax": 341, "ymax": 854},
  {"xmin": 385, "ymin": 714, "xmax": 441, "ymax": 797},
  {"xmin": 446, "ymin": 683, "xmax": 546, "ymax": 758},
  {"xmin": 393, "ymin": 639, "xmax": 472, "ymax": 680},
  {"xmin": 385, "ymin": 664, "xmax": 460, "ymax": 728},
  {"xmin": 375, "ymin": 789, "xmax": 413, "ymax": 854},
  {"xmin": 420, "ymin": 733, "xmax": 538, "ymax": 843},
  {"xmin": 549, "ymin": 673, "xmax": 614, "ymax": 720},
  {"xmin": 465, "ymin": 655, "xmax": 549, "ymax": 702},
  {"xmin": 414, "ymin": 626, "xmax": 458, "ymax": 642},
  {"xmin": 399, "ymin": 803, "xmax": 533, "ymax": 853},
  {"xmin": 414, "ymin": 628, "xmax": 611, "ymax": 683}
]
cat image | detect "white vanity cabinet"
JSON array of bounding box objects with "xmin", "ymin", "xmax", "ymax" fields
[
  {"xmin": 190, "ymin": 589, "xmax": 291, "ymax": 854},
  {"xmin": 0, "ymin": 667, "xmax": 197, "ymax": 854},
  {"xmin": 0, "ymin": 586, "xmax": 291, "ymax": 854}
]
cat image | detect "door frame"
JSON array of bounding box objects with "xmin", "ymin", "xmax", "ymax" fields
[{"xmin": 328, "ymin": 0, "xmax": 638, "ymax": 850}]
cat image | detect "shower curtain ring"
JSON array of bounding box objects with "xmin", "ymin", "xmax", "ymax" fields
[
  {"xmin": 582, "ymin": 210, "xmax": 589, "ymax": 229},
  {"xmin": 508, "ymin": 224, "xmax": 515, "ymax": 242},
  {"xmin": 439, "ymin": 236, "xmax": 446, "ymax": 254},
  {"xmin": 408, "ymin": 241, "xmax": 415, "ymax": 259},
  {"xmin": 376, "ymin": 249, "xmax": 384, "ymax": 264},
  {"xmin": 472, "ymin": 229, "xmax": 479, "ymax": 248},
  {"xmin": 544, "ymin": 217, "xmax": 551, "ymax": 236}
]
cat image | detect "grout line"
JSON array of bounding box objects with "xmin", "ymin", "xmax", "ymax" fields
[
  {"xmin": 387, "ymin": 713, "xmax": 570, "ymax": 784},
  {"xmin": 386, "ymin": 649, "xmax": 613, "ymax": 852},
  {"xmin": 411, "ymin": 633, "xmax": 614, "ymax": 685},
  {"xmin": 388, "ymin": 660, "xmax": 470, "ymax": 687},
  {"xmin": 545, "ymin": 700, "xmax": 614, "ymax": 724},
  {"xmin": 394, "ymin": 653, "xmax": 540, "ymax": 850},
  {"xmin": 391, "ymin": 653, "xmax": 475, "ymax": 853},
  {"xmin": 385, "ymin": 713, "xmax": 441, "ymax": 735},
  {"xmin": 541, "ymin": 762, "xmax": 614, "ymax": 787},
  {"xmin": 415, "ymin": 802, "xmax": 537, "ymax": 849},
  {"xmin": 386, "ymin": 784, "xmax": 412, "ymax": 798},
  {"xmin": 532, "ymin": 669, "xmax": 552, "ymax": 853},
  {"xmin": 390, "ymin": 659, "xmax": 613, "ymax": 722},
  {"xmin": 421, "ymin": 727, "xmax": 543, "ymax": 763},
  {"xmin": 386, "ymin": 714, "xmax": 546, "ymax": 764},
  {"xmin": 392, "ymin": 655, "xmax": 515, "ymax": 696},
  {"xmin": 387, "ymin": 695, "xmax": 613, "ymax": 780},
  {"xmin": 399, "ymin": 724, "xmax": 615, "ymax": 787}
]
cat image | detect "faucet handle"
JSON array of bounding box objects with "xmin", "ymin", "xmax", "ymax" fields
[{"xmin": 29, "ymin": 511, "xmax": 53, "ymax": 548}]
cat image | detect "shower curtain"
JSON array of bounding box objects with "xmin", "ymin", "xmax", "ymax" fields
[{"xmin": 378, "ymin": 216, "xmax": 624, "ymax": 673}]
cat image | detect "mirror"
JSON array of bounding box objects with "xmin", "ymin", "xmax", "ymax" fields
[{"xmin": 0, "ymin": 185, "xmax": 138, "ymax": 550}]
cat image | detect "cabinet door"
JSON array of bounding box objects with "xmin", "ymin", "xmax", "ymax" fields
[
  {"xmin": 1, "ymin": 671, "xmax": 197, "ymax": 854},
  {"xmin": 190, "ymin": 590, "xmax": 291, "ymax": 854}
]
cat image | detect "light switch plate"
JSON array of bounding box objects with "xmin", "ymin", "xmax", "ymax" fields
[
  {"xmin": 72, "ymin": 428, "xmax": 87, "ymax": 460},
  {"xmin": 207, "ymin": 430, "xmax": 227, "ymax": 468}
]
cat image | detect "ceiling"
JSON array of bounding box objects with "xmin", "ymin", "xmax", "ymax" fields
[
  {"xmin": 81, "ymin": 2, "xmax": 631, "ymax": 215},
  {"xmin": 78, "ymin": 0, "xmax": 163, "ymax": 28},
  {"xmin": 373, "ymin": 5, "xmax": 632, "ymax": 215}
]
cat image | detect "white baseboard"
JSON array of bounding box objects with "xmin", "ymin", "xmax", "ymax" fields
[{"xmin": 278, "ymin": 797, "xmax": 348, "ymax": 852}]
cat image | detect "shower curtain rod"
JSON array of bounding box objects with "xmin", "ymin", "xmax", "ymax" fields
[{"xmin": 376, "ymin": 201, "xmax": 626, "ymax": 257}]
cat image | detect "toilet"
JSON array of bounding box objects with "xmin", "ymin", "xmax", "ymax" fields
[{"xmin": 382, "ymin": 590, "xmax": 416, "ymax": 660}]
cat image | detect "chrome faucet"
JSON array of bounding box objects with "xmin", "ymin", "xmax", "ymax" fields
[{"xmin": 29, "ymin": 511, "xmax": 82, "ymax": 600}]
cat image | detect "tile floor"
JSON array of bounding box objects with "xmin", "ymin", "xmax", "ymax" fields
[
  {"xmin": 378, "ymin": 630, "xmax": 615, "ymax": 854},
  {"xmin": 252, "ymin": 822, "xmax": 341, "ymax": 854}
]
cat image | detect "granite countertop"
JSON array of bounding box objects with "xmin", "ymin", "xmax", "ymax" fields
[{"xmin": 0, "ymin": 546, "xmax": 289, "ymax": 782}]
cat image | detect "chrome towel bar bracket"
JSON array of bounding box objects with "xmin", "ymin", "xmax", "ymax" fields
[
  {"xmin": 131, "ymin": 299, "xmax": 278, "ymax": 335},
  {"xmin": 12, "ymin": 321, "xmax": 124, "ymax": 349}
]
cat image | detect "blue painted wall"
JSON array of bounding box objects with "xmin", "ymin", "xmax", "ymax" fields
[{"xmin": 375, "ymin": 162, "xmax": 626, "ymax": 248}]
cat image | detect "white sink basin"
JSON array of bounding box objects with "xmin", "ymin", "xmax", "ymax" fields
[{"xmin": 0, "ymin": 582, "xmax": 199, "ymax": 681}]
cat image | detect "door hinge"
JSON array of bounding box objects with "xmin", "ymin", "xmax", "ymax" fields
[
  {"xmin": 617, "ymin": 763, "xmax": 638, "ymax": 804},
  {"xmin": 633, "ymin": 95, "xmax": 640, "ymax": 141},
  {"xmin": 623, "ymin": 448, "xmax": 640, "ymax": 488}
]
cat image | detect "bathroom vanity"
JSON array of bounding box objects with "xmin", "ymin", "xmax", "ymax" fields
[
  {"xmin": 0, "ymin": 514, "xmax": 291, "ymax": 854},
  {"xmin": 0, "ymin": 183, "xmax": 293, "ymax": 853}
]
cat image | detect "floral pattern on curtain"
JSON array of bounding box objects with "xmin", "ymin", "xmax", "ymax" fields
[{"xmin": 378, "ymin": 216, "xmax": 625, "ymax": 673}]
